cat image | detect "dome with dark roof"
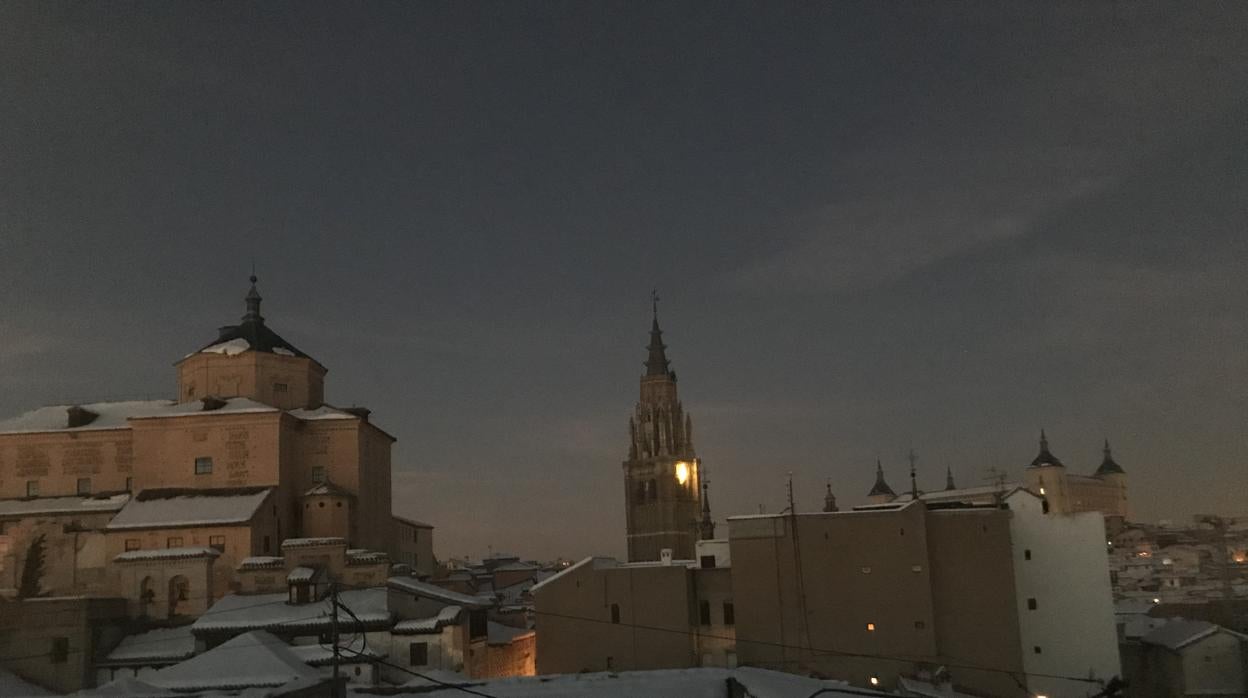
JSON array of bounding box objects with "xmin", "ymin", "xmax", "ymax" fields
[
  {"xmin": 190, "ymin": 276, "xmax": 314, "ymax": 361},
  {"xmin": 1095, "ymin": 439, "xmax": 1125, "ymax": 476},
  {"xmin": 1028, "ymin": 429, "xmax": 1064, "ymax": 468}
]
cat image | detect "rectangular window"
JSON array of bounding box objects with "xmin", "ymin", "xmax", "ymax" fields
[
  {"xmin": 195, "ymin": 457, "xmax": 213, "ymax": 475},
  {"xmin": 76, "ymin": 478, "xmax": 91, "ymax": 495},
  {"xmin": 167, "ymin": 537, "xmax": 183, "ymax": 548},
  {"xmin": 311, "ymin": 466, "xmax": 326, "ymax": 484},
  {"xmin": 700, "ymin": 555, "xmax": 716, "ymax": 569},
  {"xmin": 273, "ymin": 383, "xmax": 289, "ymax": 393},
  {"xmin": 263, "ymin": 535, "xmax": 271, "ymax": 554},
  {"xmin": 25, "ymin": 481, "xmax": 38, "ymax": 497},
  {"xmin": 125, "ymin": 477, "xmax": 134, "ymax": 491},
  {"xmin": 209, "ymin": 535, "xmax": 226, "ymax": 553},
  {"xmin": 722, "ymin": 602, "xmax": 735, "ymax": 626},
  {"xmin": 1027, "ymin": 597, "xmax": 1038, "ymax": 610},
  {"xmin": 408, "ymin": 642, "xmax": 428, "ymax": 666},
  {"xmin": 1034, "ymin": 646, "xmax": 1042, "ymax": 654},
  {"xmin": 610, "ymin": 604, "xmax": 620, "ymax": 624},
  {"xmin": 1024, "ymin": 549, "xmax": 1032, "ymax": 560},
  {"xmin": 699, "ymin": 600, "xmax": 711, "ymax": 626},
  {"xmin": 50, "ymin": 637, "xmax": 68, "ymax": 663},
  {"xmin": 124, "ymin": 539, "xmax": 140, "ymax": 552},
  {"xmin": 413, "ymin": 528, "xmax": 419, "ymax": 543}
]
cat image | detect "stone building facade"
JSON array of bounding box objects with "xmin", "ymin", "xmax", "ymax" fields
[{"xmin": 0, "ymin": 277, "xmax": 418, "ymax": 602}]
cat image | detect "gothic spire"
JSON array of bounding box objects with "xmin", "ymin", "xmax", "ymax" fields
[
  {"xmin": 868, "ymin": 459, "xmax": 896, "ymax": 498},
  {"xmin": 1095, "ymin": 438, "xmax": 1125, "ymax": 476},
  {"xmin": 243, "ymin": 274, "xmax": 263, "ymax": 323},
  {"xmin": 644, "ymin": 290, "xmax": 671, "ymax": 377},
  {"xmin": 908, "ymin": 449, "xmax": 920, "ymax": 498},
  {"xmin": 699, "ymin": 470, "xmax": 716, "ymax": 540},
  {"xmin": 945, "ymin": 465, "xmax": 956, "ymax": 491},
  {"xmin": 1029, "ymin": 428, "xmax": 1064, "ymax": 468}
]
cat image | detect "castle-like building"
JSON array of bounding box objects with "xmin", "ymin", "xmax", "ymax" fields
[
  {"xmin": 867, "ymin": 430, "xmax": 1130, "ymax": 530},
  {"xmin": 621, "ymin": 300, "xmax": 710, "ymax": 562},
  {"xmin": 0, "ymin": 278, "xmax": 430, "ymax": 608}
]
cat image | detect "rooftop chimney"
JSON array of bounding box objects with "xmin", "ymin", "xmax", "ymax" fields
[{"xmin": 660, "ymin": 548, "xmax": 673, "ymax": 566}]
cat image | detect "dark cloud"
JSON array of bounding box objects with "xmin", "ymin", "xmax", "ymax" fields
[{"xmin": 1, "ymin": 2, "xmax": 1246, "ymax": 559}]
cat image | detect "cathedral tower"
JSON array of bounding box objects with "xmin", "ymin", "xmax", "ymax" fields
[{"xmin": 623, "ymin": 296, "xmax": 703, "ymax": 562}]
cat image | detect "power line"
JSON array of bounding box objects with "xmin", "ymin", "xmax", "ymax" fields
[{"xmin": 340, "ymin": 647, "xmax": 498, "ymax": 698}]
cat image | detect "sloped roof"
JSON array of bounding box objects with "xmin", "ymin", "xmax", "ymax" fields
[
  {"xmin": 106, "ymin": 487, "xmax": 271, "ymax": 530},
  {"xmin": 191, "ymin": 588, "xmax": 390, "ymax": 634},
  {"xmin": 303, "ymin": 481, "xmax": 354, "ymax": 498},
  {"xmin": 114, "ymin": 547, "xmax": 220, "ymax": 563},
  {"xmin": 487, "ymin": 621, "xmax": 534, "ymax": 646},
  {"xmin": 1141, "ymin": 619, "xmax": 1243, "ymax": 651},
  {"xmin": 0, "ymin": 398, "xmax": 276, "ymax": 435},
  {"xmin": 388, "ymin": 576, "xmax": 492, "ymax": 609},
  {"xmin": 0, "ymin": 493, "xmax": 129, "ymax": 519},
  {"xmin": 394, "ymin": 605, "xmax": 463, "ymax": 634},
  {"xmin": 394, "ymin": 515, "xmax": 435, "ymax": 529},
  {"xmin": 103, "ymin": 626, "xmax": 197, "ymax": 664},
  {"xmin": 288, "ymin": 635, "xmax": 382, "ymax": 666},
  {"xmin": 147, "ymin": 630, "xmax": 319, "ymax": 691}
]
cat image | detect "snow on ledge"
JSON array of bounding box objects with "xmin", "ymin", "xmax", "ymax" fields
[
  {"xmin": 115, "ymin": 547, "xmax": 221, "ymax": 562},
  {"xmin": 199, "ymin": 338, "xmax": 251, "ymax": 356}
]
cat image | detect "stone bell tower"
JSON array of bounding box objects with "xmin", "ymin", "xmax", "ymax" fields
[{"xmin": 623, "ymin": 294, "xmax": 703, "ymax": 562}]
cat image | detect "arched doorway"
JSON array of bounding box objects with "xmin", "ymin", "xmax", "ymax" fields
[{"xmin": 167, "ymin": 575, "xmax": 190, "ymax": 617}]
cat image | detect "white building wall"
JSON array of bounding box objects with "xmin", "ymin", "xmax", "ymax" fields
[{"xmin": 1005, "ymin": 491, "xmax": 1121, "ymax": 697}]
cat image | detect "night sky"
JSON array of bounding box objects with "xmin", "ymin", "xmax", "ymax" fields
[{"xmin": 2, "ymin": 2, "xmax": 1246, "ymax": 561}]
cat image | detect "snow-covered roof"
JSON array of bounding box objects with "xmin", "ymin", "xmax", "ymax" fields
[
  {"xmin": 0, "ymin": 398, "xmax": 279, "ymax": 435},
  {"xmin": 192, "ymin": 588, "xmax": 390, "ymax": 634},
  {"xmin": 1141, "ymin": 619, "xmax": 1243, "ymax": 650},
  {"xmin": 289, "ymin": 635, "xmax": 383, "ymax": 666},
  {"xmin": 394, "ymin": 515, "xmax": 435, "ymax": 528},
  {"xmin": 487, "ymin": 621, "xmax": 534, "ymax": 646},
  {"xmin": 80, "ymin": 675, "xmax": 179, "ymax": 696},
  {"xmin": 103, "ymin": 626, "xmax": 197, "ymax": 664},
  {"xmin": 388, "ymin": 576, "xmax": 493, "ymax": 608},
  {"xmin": 347, "ymin": 550, "xmax": 390, "ymax": 566},
  {"xmin": 238, "ymin": 556, "xmax": 285, "ymax": 571},
  {"xmin": 114, "ymin": 547, "xmax": 220, "ymax": 563},
  {"xmin": 368, "ymin": 667, "xmax": 883, "ymax": 697},
  {"xmin": 0, "ymin": 493, "xmax": 130, "ymax": 519},
  {"xmin": 287, "ymin": 566, "xmax": 322, "ymax": 584},
  {"xmin": 106, "ymin": 487, "xmax": 271, "ymax": 530},
  {"xmin": 198, "ymin": 337, "xmax": 251, "ymax": 356},
  {"xmin": 303, "ymin": 481, "xmax": 355, "ymax": 498},
  {"xmin": 287, "ymin": 405, "xmax": 358, "ymax": 421},
  {"xmin": 281, "ymin": 536, "xmax": 346, "ymax": 548},
  {"xmin": 147, "ymin": 630, "xmax": 320, "ymax": 692},
  {"xmin": 529, "ymin": 556, "xmax": 603, "ymax": 595},
  {"xmin": 493, "ymin": 561, "xmax": 540, "ymax": 573},
  {"xmin": 893, "ymin": 484, "xmax": 1020, "ymax": 503},
  {"xmin": 394, "ymin": 605, "xmax": 463, "ymax": 634}
]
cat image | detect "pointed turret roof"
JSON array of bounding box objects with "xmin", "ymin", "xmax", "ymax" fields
[
  {"xmin": 644, "ymin": 291, "xmax": 672, "ymax": 377},
  {"xmin": 1095, "ymin": 439, "xmax": 1125, "ymax": 476},
  {"xmin": 192, "ymin": 276, "xmax": 313, "ymax": 361},
  {"xmin": 944, "ymin": 466, "xmax": 956, "ymax": 491},
  {"xmin": 823, "ymin": 481, "xmax": 839, "ymax": 512},
  {"xmin": 1028, "ymin": 429, "xmax": 1064, "ymax": 468},
  {"xmin": 868, "ymin": 460, "xmax": 896, "ymax": 497}
]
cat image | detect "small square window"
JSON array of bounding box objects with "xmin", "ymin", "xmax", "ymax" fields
[
  {"xmin": 866, "ymin": 622, "xmax": 876, "ymax": 631},
  {"xmin": 701, "ymin": 555, "xmax": 716, "ymax": 569},
  {"xmin": 1024, "ymin": 549, "xmax": 1032, "ymax": 560},
  {"xmin": 273, "ymin": 383, "xmax": 289, "ymax": 393},
  {"xmin": 1027, "ymin": 597, "xmax": 1038, "ymax": 610},
  {"xmin": 722, "ymin": 602, "xmax": 735, "ymax": 626},
  {"xmin": 76, "ymin": 478, "xmax": 91, "ymax": 495},
  {"xmin": 194, "ymin": 457, "xmax": 213, "ymax": 475},
  {"xmin": 311, "ymin": 466, "xmax": 326, "ymax": 484},
  {"xmin": 209, "ymin": 535, "xmax": 226, "ymax": 552},
  {"xmin": 915, "ymin": 620, "xmax": 926, "ymax": 630},
  {"xmin": 1034, "ymin": 646, "xmax": 1042, "ymax": 654},
  {"xmin": 167, "ymin": 537, "xmax": 183, "ymax": 548},
  {"xmin": 26, "ymin": 481, "xmax": 39, "ymax": 497},
  {"xmin": 125, "ymin": 539, "xmax": 141, "ymax": 552}
]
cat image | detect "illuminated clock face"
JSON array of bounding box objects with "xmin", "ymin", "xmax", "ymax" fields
[{"xmin": 675, "ymin": 461, "xmax": 690, "ymax": 485}]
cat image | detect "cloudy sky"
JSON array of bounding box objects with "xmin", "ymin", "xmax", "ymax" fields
[{"xmin": 2, "ymin": 2, "xmax": 1246, "ymax": 560}]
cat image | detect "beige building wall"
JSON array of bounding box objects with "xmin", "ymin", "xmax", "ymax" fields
[
  {"xmin": 534, "ymin": 558, "xmax": 698, "ymax": 674},
  {"xmin": 105, "ymin": 520, "xmax": 268, "ymax": 602},
  {"xmin": 0, "ymin": 510, "xmax": 116, "ymax": 596},
  {"xmin": 394, "ymin": 518, "xmax": 435, "ymax": 576},
  {"xmin": 175, "ymin": 351, "xmax": 325, "ymax": 410},
  {"xmin": 112, "ymin": 554, "xmax": 217, "ymax": 619},
  {"xmin": 0, "ymin": 597, "xmax": 128, "ymax": 694},
  {"xmin": 0, "ymin": 429, "xmax": 135, "ymax": 499}
]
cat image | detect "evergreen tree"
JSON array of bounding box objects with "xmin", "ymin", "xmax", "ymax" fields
[{"xmin": 17, "ymin": 534, "xmax": 47, "ymax": 599}]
